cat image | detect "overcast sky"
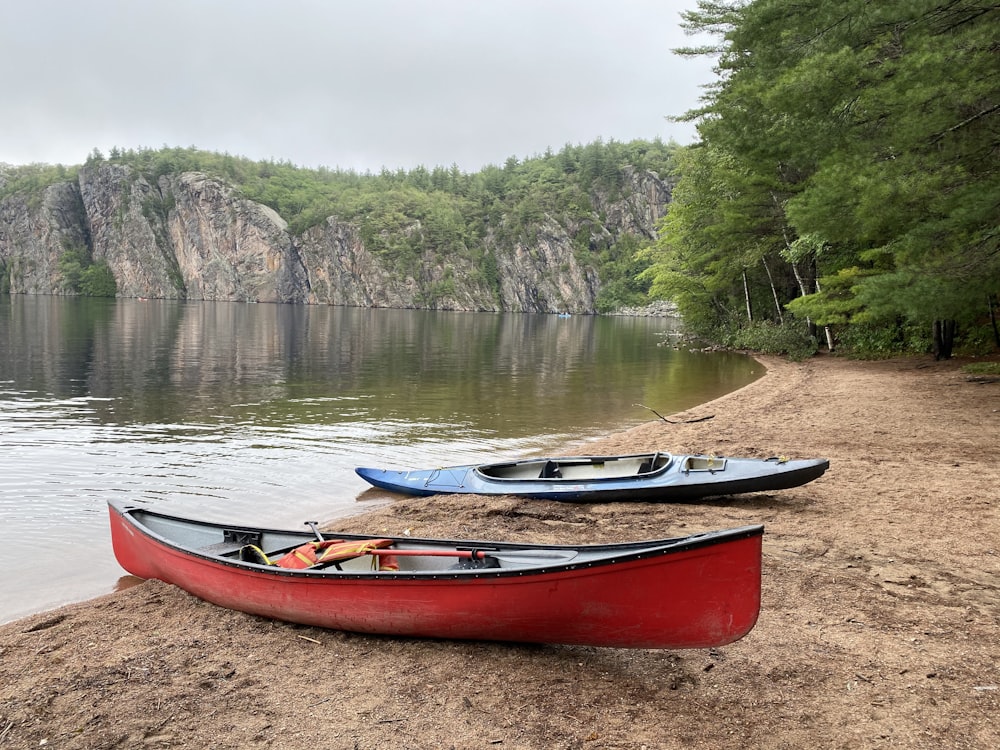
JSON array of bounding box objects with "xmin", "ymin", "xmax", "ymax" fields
[{"xmin": 1, "ymin": 0, "xmax": 716, "ymax": 174}]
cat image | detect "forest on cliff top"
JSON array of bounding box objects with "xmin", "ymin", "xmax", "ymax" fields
[{"xmin": 1, "ymin": 137, "xmax": 675, "ymax": 315}]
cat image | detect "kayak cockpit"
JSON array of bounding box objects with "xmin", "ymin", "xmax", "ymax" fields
[
  {"xmin": 680, "ymin": 455, "xmax": 727, "ymax": 473},
  {"xmin": 477, "ymin": 452, "xmax": 673, "ymax": 482}
]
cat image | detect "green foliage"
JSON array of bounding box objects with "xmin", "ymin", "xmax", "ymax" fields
[
  {"xmin": 92, "ymin": 139, "xmax": 677, "ymax": 239},
  {"xmin": 785, "ymin": 267, "xmax": 875, "ymax": 326},
  {"xmin": 58, "ymin": 247, "xmax": 88, "ymax": 293},
  {"xmin": 80, "ymin": 262, "xmax": 117, "ymax": 297},
  {"xmin": 722, "ymin": 320, "xmax": 818, "ymax": 361},
  {"xmin": 954, "ymin": 326, "xmax": 1000, "ymax": 358},
  {"xmin": 962, "ymin": 361, "xmax": 1000, "ymax": 376},
  {"xmin": 594, "ymin": 233, "xmax": 654, "ymax": 312},
  {"xmin": 0, "ymin": 163, "xmax": 78, "ymax": 201},
  {"xmin": 852, "ymin": 271, "xmax": 988, "ymax": 327},
  {"xmin": 648, "ymin": 0, "xmax": 1000, "ymax": 356},
  {"xmin": 57, "ymin": 247, "xmax": 116, "ymax": 297},
  {"xmin": 836, "ymin": 320, "xmax": 931, "ymax": 360},
  {"xmin": 478, "ymin": 250, "xmax": 501, "ymax": 299}
]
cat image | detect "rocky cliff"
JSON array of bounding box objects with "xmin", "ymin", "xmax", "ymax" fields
[{"xmin": 0, "ymin": 163, "xmax": 671, "ymax": 313}]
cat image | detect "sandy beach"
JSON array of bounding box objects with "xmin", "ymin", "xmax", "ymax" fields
[{"xmin": 2, "ymin": 353, "xmax": 997, "ymax": 749}]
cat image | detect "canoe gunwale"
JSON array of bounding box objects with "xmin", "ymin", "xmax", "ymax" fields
[{"xmin": 109, "ymin": 500, "xmax": 764, "ymax": 582}]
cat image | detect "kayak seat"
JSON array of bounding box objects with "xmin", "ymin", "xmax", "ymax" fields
[
  {"xmin": 637, "ymin": 452, "xmax": 661, "ymax": 475},
  {"xmin": 540, "ymin": 460, "xmax": 562, "ymax": 479}
]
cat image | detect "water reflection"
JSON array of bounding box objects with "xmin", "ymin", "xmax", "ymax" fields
[{"xmin": 0, "ymin": 295, "xmax": 760, "ymax": 623}]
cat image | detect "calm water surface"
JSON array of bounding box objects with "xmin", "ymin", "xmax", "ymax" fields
[{"xmin": 0, "ymin": 296, "xmax": 760, "ymax": 623}]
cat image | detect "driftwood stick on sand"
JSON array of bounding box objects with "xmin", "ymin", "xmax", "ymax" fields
[{"xmin": 634, "ymin": 403, "xmax": 715, "ymax": 424}]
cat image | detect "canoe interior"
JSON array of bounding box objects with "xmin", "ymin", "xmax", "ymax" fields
[
  {"xmin": 478, "ymin": 452, "xmax": 681, "ymax": 481},
  {"xmin": 131, "ymin": 509, "xmax": 730, "ymax": 575}
]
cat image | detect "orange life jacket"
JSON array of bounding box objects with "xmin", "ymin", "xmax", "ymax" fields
[{"xmin": 274, "ymin": 538, "xmax": 398, "ymax": 571}]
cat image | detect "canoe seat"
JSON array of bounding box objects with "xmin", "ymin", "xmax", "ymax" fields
[
  {"xmin": 540, "ymin": 460, "xmax": 562, "ymax": 479},
  {"xmin": 450, "ymin": 555, "xmax": 501, "ymax": 570},
  {"xmin": 201, "ymin": 540, "xmax": 250, "ymax": 557},
  {"xmin": 239, "ymin": 545, "xmax": 272, "ymax": 565}
]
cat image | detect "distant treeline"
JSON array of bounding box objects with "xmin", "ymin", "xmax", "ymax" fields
[{"xmin": 1, "ymin": 138, "xmax": 677, "ymax": 312}]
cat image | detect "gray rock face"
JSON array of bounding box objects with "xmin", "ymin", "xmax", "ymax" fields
[
  {"xmin": 1, "ymin": 164, "xmax": 671, "ymax": 312},
  {"xmin": 0, "ymin": 181, "xmax": 89, "ymax": 294}
]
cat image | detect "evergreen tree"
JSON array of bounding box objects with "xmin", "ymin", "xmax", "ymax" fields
[{"xmin": 647, "ymin": 0, "xmax": 1000, "ymax": 357}]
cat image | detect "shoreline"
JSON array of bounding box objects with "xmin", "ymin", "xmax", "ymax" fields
[
  {"xmin": 3, "ymin": 353, "xmax": 998, "ymax": 749},
  {"xmin": 1, "ymin": 352, "xmax": 753, "ymax": 630}
]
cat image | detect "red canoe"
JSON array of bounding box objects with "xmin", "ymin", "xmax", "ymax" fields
[{"xmin": 108, "ymin": 499, "xmax": 763, "ymax": 649}]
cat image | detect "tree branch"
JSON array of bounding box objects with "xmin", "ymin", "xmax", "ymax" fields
[
  {"xmin": 635, "ymin": 404, "xmax": 715, "ymax": 424},
  {"xmin": 930, "ymin": 103, "xmax": 1000, "ymax": 145}
]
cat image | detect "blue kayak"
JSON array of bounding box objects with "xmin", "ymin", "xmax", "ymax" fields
[{"xmin": 356, "ymin": 451, "xmax": 829, "ymax": 502}]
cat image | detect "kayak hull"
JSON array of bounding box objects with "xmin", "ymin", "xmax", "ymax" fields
[{"xmin": 356, "ymin": 452, "xmax": 829, "ymax": 502}]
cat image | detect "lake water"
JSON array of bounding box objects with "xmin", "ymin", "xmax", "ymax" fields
[{"xmin": 0, "ymin": 295, "xmax": 760, "ymax": 623}]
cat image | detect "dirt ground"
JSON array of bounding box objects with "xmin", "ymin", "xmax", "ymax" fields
[{"xmin": 1, "ymin": 353, "xmax": 998, "ymax": 750}]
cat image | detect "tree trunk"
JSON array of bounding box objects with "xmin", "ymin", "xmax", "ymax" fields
[
  {"xmin": 932, "ymin": 319, "xmax": 956, "ymax": 360},
  {"xmin": 814, "ymin": 275, "xmax": 835, "ymax": 352},
  {"xmin": 789, "ymin": 259, "xmax": 809, "ymax": 296},
  {"xmin": 761, "ymin": 259, "xmax": 784, "ymax": 324},
  {"xmin": 989, "ymin": 294, "xmax": 1000, "ymax": 348},
  {"xmin": 743, "ymin": 270, "xmax": 753, "ymax": 323}
]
